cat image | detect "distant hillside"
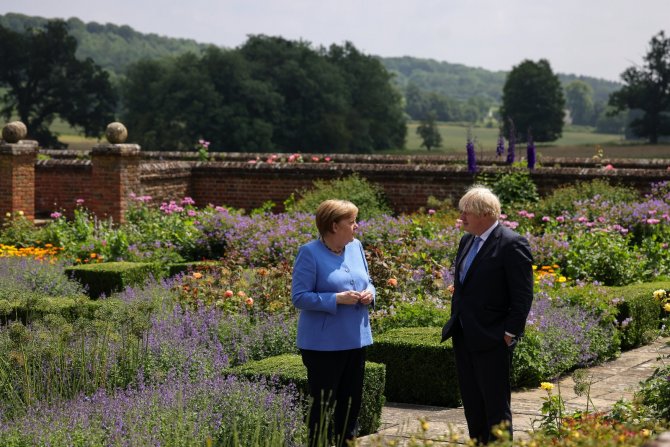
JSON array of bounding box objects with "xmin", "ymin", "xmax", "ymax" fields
[
  {"xmin": 1, "ymin": 12, "xmax": 621, "ymax": 103},
  {"xmin": 382, "ymin": 56, "xmax": 621, "ymax": 104},
  {"xmin": 0, "ymin": 12, "xmax": 208, "ymax": 75}
]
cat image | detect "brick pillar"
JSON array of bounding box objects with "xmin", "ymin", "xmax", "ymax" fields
[
  {"xmin": 0, "ymin": 140, "xmax": 38, "ymax": 222},
  {"xmin": 89, "ymin": 143, "xmax": 141, "ymax": 223}
]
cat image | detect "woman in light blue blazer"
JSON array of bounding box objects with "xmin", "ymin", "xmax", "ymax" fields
[{"xmin": 292, "ymin": 199, "xmax": 375, "ymax": 446}]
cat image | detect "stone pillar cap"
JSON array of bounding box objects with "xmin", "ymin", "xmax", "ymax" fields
[{"xmin": 1, "ymin": 121, "xmax": 28, "ymax": 143}]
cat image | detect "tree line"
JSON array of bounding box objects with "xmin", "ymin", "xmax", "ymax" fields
[{"xmin": 0, "ymin": 15, "xmax": 668, "ymax": 149}]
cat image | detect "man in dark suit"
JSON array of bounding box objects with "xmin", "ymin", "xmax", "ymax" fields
[{"xmin": 441, "ymin": 185, "xmax": 534, "ymax": 445}]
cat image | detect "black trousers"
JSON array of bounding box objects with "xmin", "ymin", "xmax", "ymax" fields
[
  {"xmin": 300, "ymin": 348, "xmax": 366, "ymax": 447},
  {"xmin": 453, "ymin": 325, "xmax": 513, "ymax": 445}
]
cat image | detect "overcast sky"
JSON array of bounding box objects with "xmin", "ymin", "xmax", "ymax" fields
[{"xmin": 1, "ymin": 0, "xmax": 668, "ymax": 82}]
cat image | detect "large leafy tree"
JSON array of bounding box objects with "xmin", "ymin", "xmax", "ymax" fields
[
  {"xmin": 122, "ymin": 36, "xmax": 406, "ymax": 153},
  {"xmin": 609, "ymin": 31, "xmax": 670, "ymax": 143},
  {"xmin": 565, "ymin": 80, "xmax": 595, "ymax": 125},
  {"xmin": 0, "ymin": 20, "xmax": 116, "ymax": 148},
  {"xmin": 326, "ymin": 41, "xmax": 406, "ymax": 152},
  {"xmin": 416, "ymin": 111, "xmax": 442, "ymax": 150},
  {"xmin": 500, "ymin": 59, "xmax": 565, "ymax": 142}
]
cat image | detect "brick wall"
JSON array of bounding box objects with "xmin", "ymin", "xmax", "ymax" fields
[{"xmin": 6, "ymin": 150, "xmax": 670, "ymax": 220}]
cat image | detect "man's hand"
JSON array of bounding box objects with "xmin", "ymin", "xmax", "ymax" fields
[{"xmin": 504, "ymin": 334, "xmax": 514, "ymax": 346}]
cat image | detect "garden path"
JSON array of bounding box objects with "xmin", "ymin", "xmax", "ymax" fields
[{"xmin": 357, "ymin": 336, "xmax": 670, "ymax": 446}]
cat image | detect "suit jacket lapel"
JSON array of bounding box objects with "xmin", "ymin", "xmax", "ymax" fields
[
  {"xmin": 456, "ymin": 234, "xmax": 475, "ymax": 272},
  {"xmin": 461, "ymin": 225, "xmax": 502, "ymax": 281}
]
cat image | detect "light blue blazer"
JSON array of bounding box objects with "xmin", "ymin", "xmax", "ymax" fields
[{"xmin": 292, "ymin": 238, "xmax": 374, "ymax": 351}]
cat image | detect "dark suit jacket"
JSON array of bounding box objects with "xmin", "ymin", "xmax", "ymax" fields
[{"xmin": 441, "ymin": 224, "xmax": 534, "ymax": 351}]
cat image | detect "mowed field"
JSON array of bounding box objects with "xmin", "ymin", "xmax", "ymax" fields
[
  {"xmin": 43, "ymin": 120, "xmax": 670, "ymax": 159},
  {"xmin": 402, "ymin": 122, "xmax": 670, "ymax": 159}
]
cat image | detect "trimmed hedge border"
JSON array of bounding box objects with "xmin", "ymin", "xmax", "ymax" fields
[
  {"xmin": 367, "ymin": 326, "xmax": 460, "ymax": 407},
  {"xmin": 65, "ymin": 261, "xmax": 166, "ymax": 298},
  {"xmin": 229, "ymin": 353, "xmax": 386, "ymax": 437},
  {"xmin": 613, "ymin": 280, "xmax": 670, "ymax": 349}
]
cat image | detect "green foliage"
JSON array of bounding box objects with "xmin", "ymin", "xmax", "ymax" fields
[
  {"xmin": 477, "ymin": 169, "xmax": 539, "ymax": 210},
  {"xmin": 609, "ymin": 30, "xmax": 670, "ymax": 143},
  {"xmin": 636, "ymin": 360, "xmax": 670, "ymax": 421},
  {"xmin": 416, "ymin": 111, "xmax": 442, "ymax": 150},
  {"xmin": 565, "ymin": 81, "xmax": 595, "ymax": 126},
  {"xmin": 565, "ymin": 230, "xmax": 646, "ymax": 286},
  {"xmin": 229, "ymin": 354, "xmax": 386, "ymax": 436},
  {"xmin": 536, "ymin": 179, "xmax": 639, "ymax": 219},
  {"xmin": 285, "ymin": 174, "xmax": 392, "ymax": 221},
  {"xmin": 611, "ymin": 282, "xmax": 668, "ymax": 349},
  {"xmin": 65, "ymin": 261, "xmax": 166, "ymax": 298},
  {"xmin": 0, "ymin": 214, "xmax": 40, "ymax": 248},
  {"xmin": 500, "ymin": 59, "xmax": 566, "ymax": 142},
  {"xmin": 121, "ymin": 37, "xmax": 406, "ymax": 153},
  {"xmin": 367, "ymin": 327, "xmax": 460, "ymax": 407},
  {"xmin": 0, "ymin": 19, "xmax": 116, "ymax": 148}
]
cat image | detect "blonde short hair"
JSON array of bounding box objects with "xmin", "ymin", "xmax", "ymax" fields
[
  {"xmin": 458, "ymin": 185, "xmax": 501, "ymax": 219},
  {"xmin": 315, "ymin": 199, "xmax": 358, "ymax": 236}
]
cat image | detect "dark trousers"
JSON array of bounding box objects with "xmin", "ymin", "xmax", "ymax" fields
[
  {"xmin": 453, "ymin": 326, "xmax": 512, "ymax": 445},
  {"xmin": 300, "ymin": 348, "xmax": 366, "ymax": 447}
]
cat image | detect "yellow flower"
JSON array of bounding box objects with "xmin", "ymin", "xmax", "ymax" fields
[
  {"xmin": 557, "ymin": 276, "xmax": 567, "ymax": 282},
  {"xmin": 420, "ymin": 419, "xmax": 429, "ymax": 431},
  {"xmin": 664, "ymin": 303, "xmax": 670, "ymax": 313},
  {"xmin": 653, "ymin": 289, "xmax": 667, "ymax": 301},
  {"xmin": 641, "ymin": 429, "xmax": 651, "ymax": 438},
  {"xmin": 540, "ymin": 382, "xmax": 554, "ymax": 391},
  {"xmin": 17, "ymin": 211, "xmax": 24, "ymax": 216},
  {"xmin": 192, "ymin": 272, "xmax": 203, "ymax": 279},
  {"xmin": 532, "ymin": 265, "xmax": 538, "ymax": 271}
]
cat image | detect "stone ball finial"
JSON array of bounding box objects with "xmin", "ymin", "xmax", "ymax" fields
[
  {"xmin": 105, "ymin": 122, "xmax": 128, "ymax": 144},
  {"xmin": 2, "ymin": 121, "xmax": 28, "ymax": 144}
]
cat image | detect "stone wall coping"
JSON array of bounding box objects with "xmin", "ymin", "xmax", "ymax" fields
[
  {"xmin": 0, "ymin": 140, "xmax": 39, "ymax": 155},
  {"xmin": 91, "ymin": 144, "xmax": 141, "ymax": 156},
  {"xmin": 37, "ymin": 159, "xmax": 91, "ymax": 167},
  {"xmin": 36, "ymin": 149, "xmax": 670, "ymax": 169}
]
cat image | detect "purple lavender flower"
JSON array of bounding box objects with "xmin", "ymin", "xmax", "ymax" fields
[
  {"xmin": 507, "ymin": 119, "xmax": 516, "ymax": 164},
  {"xmin": 466, "ymin": 138, "xmax": 477, "ymax": 173},
  {"xmin": 496, "ymin": 133, "xmax": 505, "ymax": 157},
  {"xmin": 527, "ymin": 130, "xmax": 536, "ymax": 170}
]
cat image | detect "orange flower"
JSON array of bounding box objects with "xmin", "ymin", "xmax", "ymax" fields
[
  {"xmin": 245, "ymin": 297, "xmax": 254, "ymax": 307},
  {"xmin": 192, "ymin": 272, "xmax": 203, "ymax": 279},
  {"xmin": 237, "ymin": 290, "xmax": 246, "ymax": 297},
  {"xmin": 387, "ymin": 278, "xmax": 398, "ymax": 287},
  {"xmin": 90, "ymin": 253, "xmax": 97, "ymax": 258}
]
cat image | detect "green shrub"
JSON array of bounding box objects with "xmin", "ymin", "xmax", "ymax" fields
[
  {"xmin": 536, "ymin": 179, "xmax": 639, "ymax": 218},
  {"xmin": 636, "ymin": 361, "xmax": 670, "ymax": 421},
  {"xmin": 367, "ymin": 327, "xmax": 460, "ymax": 407},
  {"xmin": 477, "ymin": 169, "xmax": 539, "ymax": 210},
  {"xmin": 611, "ymin": 281, "xmax": 669, "ymax": 349},
  {"xmin": 564, "ymin": 230, "xmax": 646, "ymax": 286},
  {"xmin": 229, "ymin": 353, "xmax": 385, "ymax": 436},
  {"xmin": 65, "ymin": 262, "xmax": 166, "ymax": 298},
  {"xmin": 284, "ymin": 173, "xmax": 392, "ymax": 220}
]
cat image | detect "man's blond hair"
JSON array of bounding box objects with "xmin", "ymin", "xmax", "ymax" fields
[{"xmin": 458, "ymin": 185, "xmax": 501, "ymax": 219}]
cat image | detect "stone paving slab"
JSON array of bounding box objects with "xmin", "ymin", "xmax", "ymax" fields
[{"xmin": 356, "ymin": 337, "xmax": 670, "ymax": 446}]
